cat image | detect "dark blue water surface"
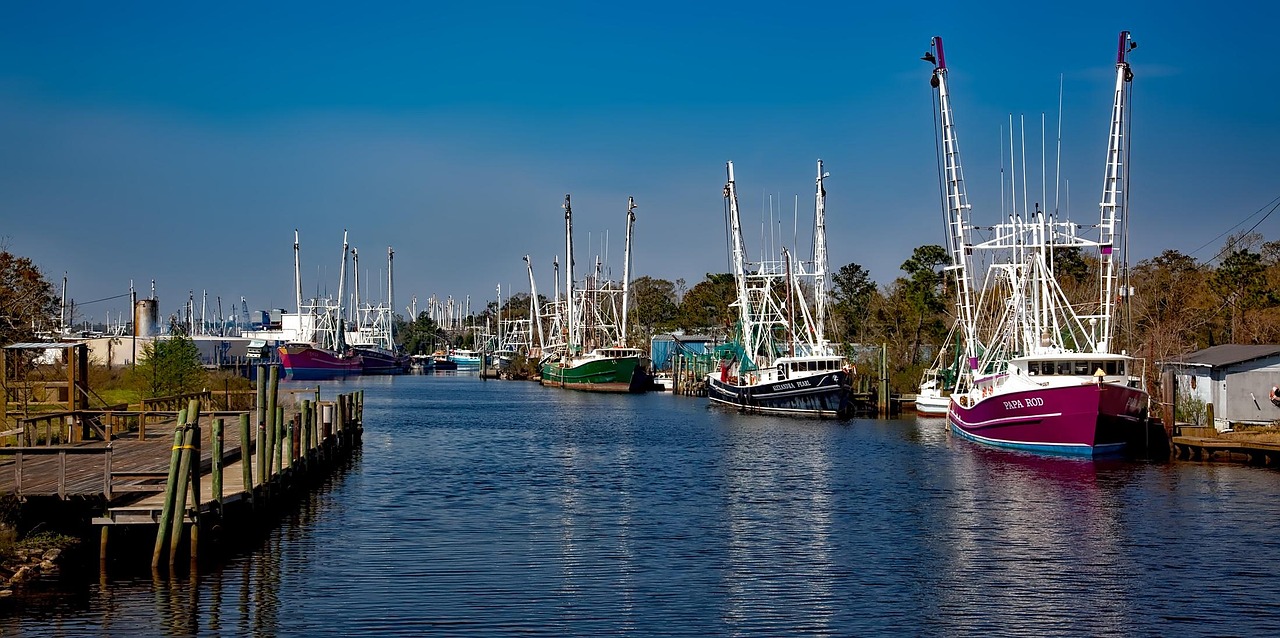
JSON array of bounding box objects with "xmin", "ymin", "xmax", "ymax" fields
[{"xmin": 5, "ymin": 373, "xmax": 1280, "ymax": 636}]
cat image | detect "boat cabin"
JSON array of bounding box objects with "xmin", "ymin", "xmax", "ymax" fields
[
  {"xmin": 774, "ymin": 356, "xmax": 847, "ymax": 381},
  {"xmin": 1022, "ymin": 358, "xmax": 1127, "ymax": 377}
]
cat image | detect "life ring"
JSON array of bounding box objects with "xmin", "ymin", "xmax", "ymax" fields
[{"xmin": 1270, "ymin": 386, "xmax": 1280, "ymax": 408}]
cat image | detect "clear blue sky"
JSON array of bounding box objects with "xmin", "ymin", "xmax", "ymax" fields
[{"xmin": 2, "ymin": 1, "xmax": 1276, "ymax": 326}]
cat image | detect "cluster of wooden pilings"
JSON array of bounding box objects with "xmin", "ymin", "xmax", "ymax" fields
[{"xmin": 98, "ymin": 364, "xmax": 364, "ymax": 570}]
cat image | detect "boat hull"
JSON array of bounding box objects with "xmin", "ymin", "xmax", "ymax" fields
[
  {"xmin": 541, "ymin": 356, "xmax": 647, "ymax": 393},
  {"xmin": 948, "ymin": 382, "xmax": 1148, "ymax": 457},
  {"xmin": 915, "ymin": 391, "xmax": 950, "ymax": 416},
  {"xmin": 707, "ymin": 370, "xmax": 852, "ymax": 418},
  {"xmin": 279, "ymin": 345, "xmax": 363, "ymax": 380},
  {"xmin": 355, "ymin": 346, "xmax": 410, "ymax": 375}
]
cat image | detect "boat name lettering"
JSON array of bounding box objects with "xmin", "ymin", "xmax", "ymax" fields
[
  {"xmin": 774, "ymin": 379, "xmax": 812, "ymax": 391},
  {"xmin": 1002, "ymin": 397, "xmax": 1044, "ymax": 410}
]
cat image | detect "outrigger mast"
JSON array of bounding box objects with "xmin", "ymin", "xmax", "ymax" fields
[
  {"xmin": 926, "ymin": 36, "xmax": 979, "ymax": 385},
  {"xmin": 1097, "ymin": 30, "xmax": 1136, "ymax": 353}
]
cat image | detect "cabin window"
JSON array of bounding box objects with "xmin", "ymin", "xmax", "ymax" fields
[
  {"xmin": 1105, "ymin": 360, "xmax": 1118, "ymax": 375},
  {"xmin": 1073, "ymin": 361, "xmax": 1089, "ymax": 375},
  {"xmin": 1057, "ymin": 361, "xmax": 1072, "ymax": 375},
  {"xmin": 1118, "ymin": 361, "xmax": 1126, "ymax": 376}
]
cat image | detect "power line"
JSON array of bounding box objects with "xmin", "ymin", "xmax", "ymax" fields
[
  {"xmin": 1188, "ymin": 193, "xmax": 1280, "ymax": 260},
  {"xmin": 74, "ymin": 292, "xmax": 132, "ymax": 306}
]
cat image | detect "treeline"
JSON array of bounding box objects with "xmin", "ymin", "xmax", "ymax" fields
[{"xmin": 7, "ymin": 237, "xmax": 1279, "ymax": 399}]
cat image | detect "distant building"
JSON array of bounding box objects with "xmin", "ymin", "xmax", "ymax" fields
[
  {"xmin": 1160, "ymin": 344, "xmax": 1280, "ymax": 430},
  {"xmin": 650, "ymin": 333, "xmax": 716, "ymax": 372}
]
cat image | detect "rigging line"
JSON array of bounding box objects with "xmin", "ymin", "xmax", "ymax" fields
[
  {"xmin": 1204, "ymin": 197, "xmax": 1280, "ymax": 264},
  {"xmin": 73, "ymin": 292, "xmax": 132, "ymax": 306},
  {"xmin": 1187, "ymin": 192, "xmax": 1280, "ymax": 258}
]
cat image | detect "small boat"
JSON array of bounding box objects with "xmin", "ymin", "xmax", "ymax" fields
[
  {"xmin": 914, "ymin": 373, "xmax": 951, "ymax": 416},
  {"xmin": 432, "ymin": 352, "xmax": 459, "ymax": 371},
  {"xmin": 448, "ymin": 349, "xmax": 482, "ymax": 367}
]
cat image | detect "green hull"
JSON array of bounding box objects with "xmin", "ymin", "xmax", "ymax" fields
[{"xmin": 540, "ymin": 355, "xmax": 646, "ymax": 393}]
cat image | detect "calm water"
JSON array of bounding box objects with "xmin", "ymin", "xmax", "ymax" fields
[{"xmin": 5, "ymin": 373, "xmax": 1280, "ymax": 636}]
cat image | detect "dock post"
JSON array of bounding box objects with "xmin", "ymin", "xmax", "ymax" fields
[
  {"xmin": 1206, "ymin": 402, "xmax": 1215, "ymax": 431},
  {"xmin": 212, "ymin": 418, "xmax": 224, "ymax": 513},
  {"xmin": 301, "ymin": 400, "xmax": 312, "ymax": 461},
  {"xmin": 255, "ymin": 364, "xmax": 266, "ymax": 479},
  {"xmin": 167, "ymin": 413, "xmax": 197, "ymax": 566},
  {"xmin": 151, "ymin": 408, "xmax": 188, "ymax": 569},
  {"xmin": 265, "ymin": 365, "xmax": 279, "ymax": 480},
  {"xmin": 274, "ymin": 405, "xmax": 285, "ymax": 475},
  {"xmin": 239, "ymin": 413, "xmax": 253, "ymax": 495}
]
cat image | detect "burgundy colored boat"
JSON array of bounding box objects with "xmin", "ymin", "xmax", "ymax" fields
[{"xmin": 279, "ymin": 343, "xmax": 362, "ymax": 380}]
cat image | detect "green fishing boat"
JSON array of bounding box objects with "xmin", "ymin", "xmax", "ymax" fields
[{"xmin": 540, "ymin": 346, "xmax": 649, "ymax": 392}]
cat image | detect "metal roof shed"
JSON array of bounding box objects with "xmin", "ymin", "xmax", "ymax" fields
[{"xmin": 1160, "ymin": 344, "xmax": 1280, "ymax": 430}]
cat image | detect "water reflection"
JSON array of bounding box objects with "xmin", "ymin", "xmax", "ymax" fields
[{"xmin": 6, "ymin": 377, "xmax": 1280, "ymax": 635}]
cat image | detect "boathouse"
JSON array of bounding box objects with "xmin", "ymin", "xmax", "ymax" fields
[
  {"xmin": 650, "ymin": 333, "xmax": 714, "ymax": 372},
  {"xmin": 1161, "ymin": 344, "xmax": 1280, "ymax": 430}
]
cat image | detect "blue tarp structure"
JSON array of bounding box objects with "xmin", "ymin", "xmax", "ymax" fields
[{"xmin": 649, "ymin": 334, "xmax": 714, "ymax": 371}]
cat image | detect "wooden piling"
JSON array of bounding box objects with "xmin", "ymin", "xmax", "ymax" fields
[
  {"xmin": 167, "ymin": 421, "xmax": 196, "ymax": 565},
  {"xmin": 255, "ymin": 365, "xmax": 266, "ymax": 484},
  {"xmin": 186, "ymin": 399, "xmax": 201, "ymax": 564},
  {"xmin": 301, "ymin": 400, "xmax": 312, "ymax": 459},
  {"xmin": 239, "ymin": 413, "xmax": 253, "ymax": 493},
  {"xmin": 151, "ymin": 409, "xmax": 188, "ymax": 569},
  {"xmin": 265, "ymin": 365, "xmax": 279, "ymax": 480},
  {"xmin": 212, "ymin": 418, "xmax": 224, "ymax": 511},
  {"xmin": 274, "ymin": 405, "xmax": 285, "ymax": 473}
]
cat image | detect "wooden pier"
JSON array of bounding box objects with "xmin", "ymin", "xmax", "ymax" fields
[
  {"xmin": 1171, "ymin": 430, "xmax": 1280, "ymax": 467},
  {"xmin": 0, "ymin": 365, "xmax": 364, "ymax": 569}
]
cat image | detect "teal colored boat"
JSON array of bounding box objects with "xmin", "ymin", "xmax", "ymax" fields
[{"xmin": 540, "ymin": 347, "xmax": 649, "ymax": 393}]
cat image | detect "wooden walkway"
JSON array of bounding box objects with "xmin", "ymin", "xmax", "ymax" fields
[
  {"xmin": 0, "ymin": 416, "xmax": 250, "ymax": 501},
  {"xmin": 1171, "ymin": 435, "xmax": 1280, "ymax": 466}
]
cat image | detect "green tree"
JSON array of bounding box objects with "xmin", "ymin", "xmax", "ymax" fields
[
  {"xmin": 397, "ymin": 312, "xmax": 448, "ymax": 354},
  {"xmin": 830, "ymin": 262, "xmax": 877, "ymax": 344},
  {"xmin": 629, "ymin": 276, "xmax": 679, "ymax": 342},
  {"xmin": 136, "ymin": 335, "xmax": 204, "ymax": 397},
  {"xmin": 676, "ymin": 273, "xmax": 737, "ymax": 333},
  {"xmin": 0, "ymin": 249, "xmax": 60, "ymax": 346},
  {"xmin": 1211, "ymin": 248, "xmax": 1272, "ymax": 342},
  {"xmin": 899, "ymin": 245, "xmax": 950, "ymax": 364}
]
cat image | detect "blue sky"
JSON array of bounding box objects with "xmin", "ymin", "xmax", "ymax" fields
[{"xmin": 2, "ymin": 2, "xmax": 1276, "ymax": 327}]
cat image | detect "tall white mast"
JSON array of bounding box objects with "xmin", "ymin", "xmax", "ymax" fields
[
  {"xmin": 927, "ymin": 36, "xmax": 979, "ymax": 378},
  {"xmin": 388, "ymin": 246, "xmax": 396, "ymax": 346},
  {"xmin": 563, "ymin": 195, "xmax": 576, "ymax": 352},
  {"xmin": 524, "ymin": 255, "xmax": 545, "ymax": 348},
  {"xmin": 335, "ymin": 229, "xmax": 349, "ymax": 351},
  {"xmin": 724, "ymin": 161, "xmax": 750, "ymax": 334},
  {"xmin": 293, "ymin": 230, "xmax": 303, "ymax": 315},
  {"xmin": 813, "ymin": 160, "xmax": 830, "ymax": 346},
  {"xmin": 352, "ymin": 247, "xmax": 361, "ymax": 326},
  {"xmin": 1097, "ymin": 30, "xmax": 1136, "ymax": 354},
  {"xmin": 621, "ymin": 196, "xmax": 636, "ymax": 346}
]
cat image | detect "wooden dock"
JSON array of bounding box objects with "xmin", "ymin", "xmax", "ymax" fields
[
  {"xmin": 0, "ymin": 367, "xmax": 365, "ymax": 569},
  {"xmin": 1171, "ymin": 434, "xmax": 1280, "ymax": 466}
]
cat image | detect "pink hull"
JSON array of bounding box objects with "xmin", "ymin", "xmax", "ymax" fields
[
  {"xmin": 948, "ymin": 382, "xmax": 1148, "ymax": 457},
  {"xmin": 279, "ymin": 345, "xmax": 363, "ymax": 380}
]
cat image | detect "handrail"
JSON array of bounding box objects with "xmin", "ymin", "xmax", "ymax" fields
[{"xmin": 0, "ymin": 446, "xmax": 113, "ymax": 500}]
